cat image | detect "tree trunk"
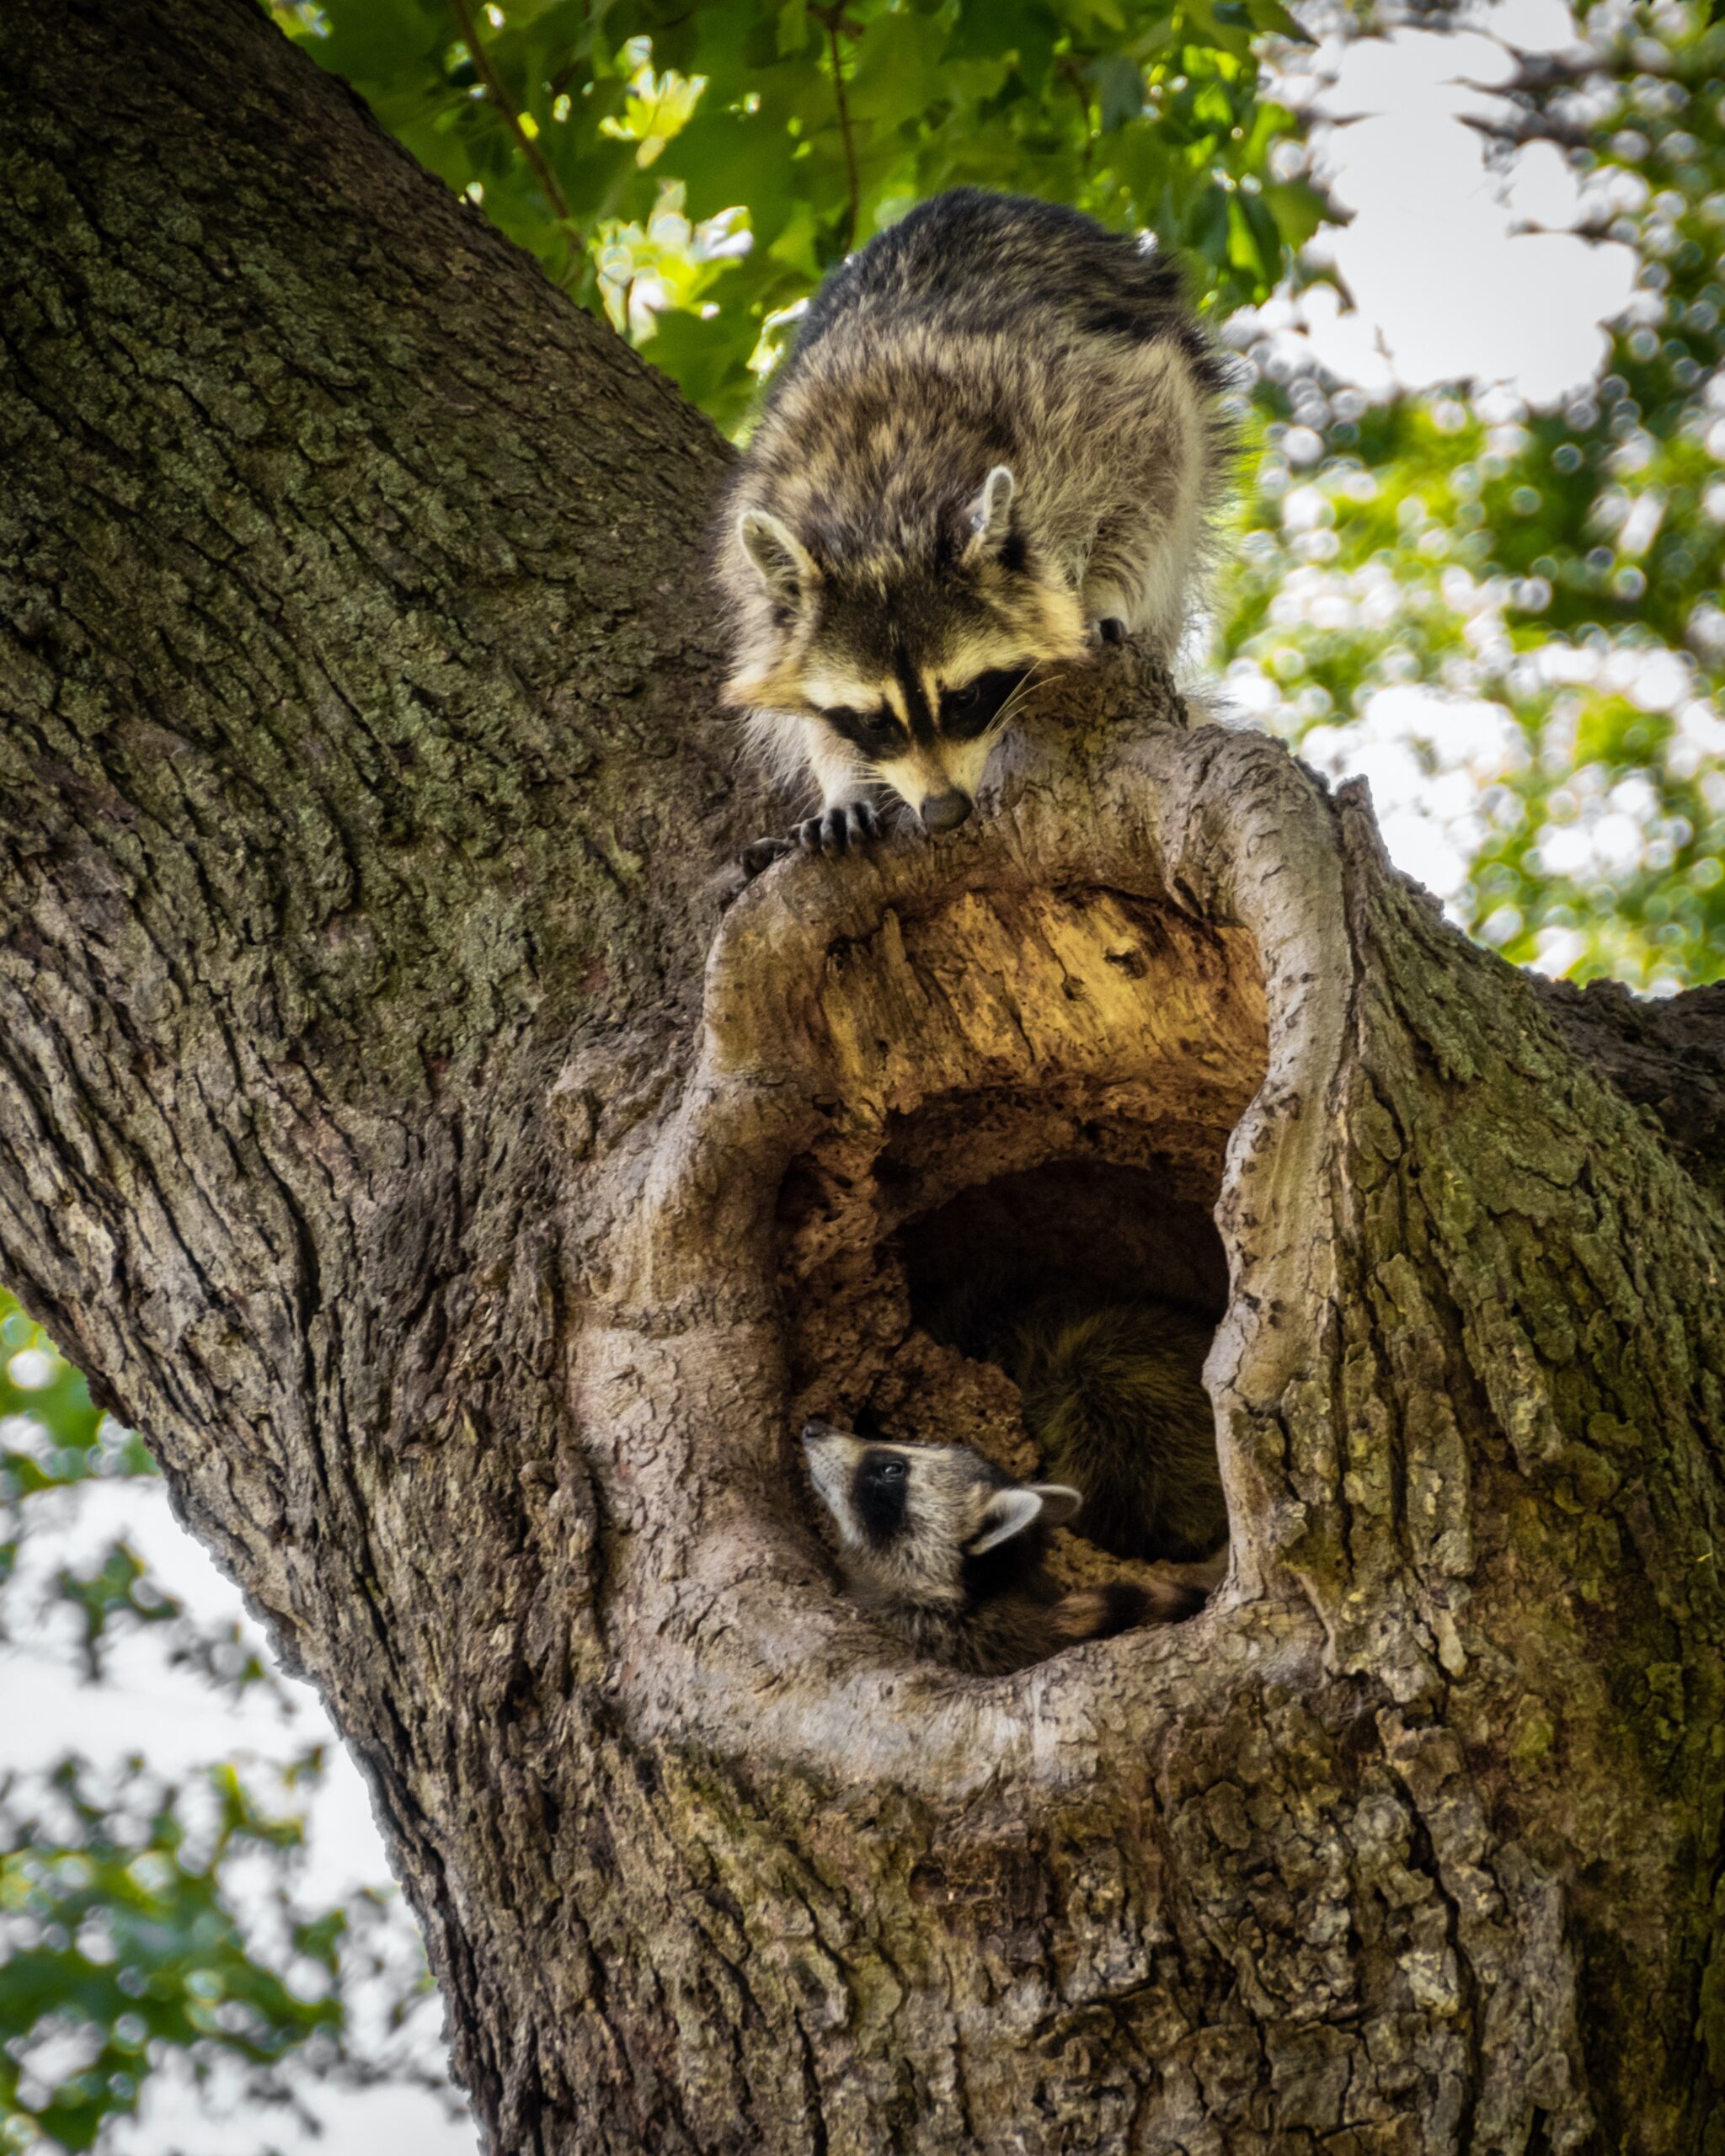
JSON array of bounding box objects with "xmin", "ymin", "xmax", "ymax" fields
[{"xmin": 4, "ymin": 7, "xmax": 1723, "ymax": 2152}]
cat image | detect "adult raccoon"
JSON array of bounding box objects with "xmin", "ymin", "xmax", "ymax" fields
[{"xmin": 715, "ymin": 189, "xmax": 1230, "ymax": 864}]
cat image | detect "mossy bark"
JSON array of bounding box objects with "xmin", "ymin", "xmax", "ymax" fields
[{"xmin": 4, "ymin": 6, "xmax": 1724, "ymax": 2153}]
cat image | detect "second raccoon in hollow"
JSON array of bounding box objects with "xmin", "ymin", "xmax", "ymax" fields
[
  {"xmin": 1009, "ymin": 1298, "xmax": 1227, "ymax": 1564},
  {"xmin": 718, "ymin": 189, "xmax": 1231, "ymax": 862},
  {"xmin": 799, "ymin": 1421, "xmax": 1202, "ymax": 1677},
  {"xmin": 927, "ymin": 1283, "xmax": 1229, "ymax": 1564}
]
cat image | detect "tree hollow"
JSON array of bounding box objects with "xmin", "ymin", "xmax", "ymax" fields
[{"xmin": 579, "ymin": 659, "xmax": 1348, "ymax": 1793}]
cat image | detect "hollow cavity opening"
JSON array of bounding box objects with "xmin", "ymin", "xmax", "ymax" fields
[
  {"xmin": 782, "ymin": 1134, "xmax": 1236, "ymax": 1592},
  {"xmin": 774, "ymin": 883, "xmax": 1265, "ymax": 1601}
]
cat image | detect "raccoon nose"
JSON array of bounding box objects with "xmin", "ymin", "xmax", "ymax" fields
[{"xmin": 919, "ymin": 790, "xmax": 972, "ymax": 833}]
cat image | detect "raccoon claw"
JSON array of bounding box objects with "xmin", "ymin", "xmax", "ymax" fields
[
  {"xmin": 740, "ymin": 834, "xmax": 795, "ymax": 878},
  {"xmin": 740, "ymin": 802, "xmax": 883, "ymax": 877},
  {"xmin": 796, "ymin": 800, "xmax": 883, "ymax": 857}
]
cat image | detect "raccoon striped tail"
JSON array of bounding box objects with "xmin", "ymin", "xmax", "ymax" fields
[
  {"xmin": 1010, "ymin": 1299, "xmax": 1227, "ymax": 1565},
  {"xmin": 1049, "ymin": 1577, "xmax": 1204, "ymax": 1646}
]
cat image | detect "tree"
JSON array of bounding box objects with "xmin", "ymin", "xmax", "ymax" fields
[{"xmin": 3, "ymin": 3, "xmax": 1724, "ymax": 2153}]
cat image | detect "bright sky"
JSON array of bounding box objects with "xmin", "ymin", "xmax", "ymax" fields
[
  {"xmin": 1227, "ymin": 0, "xmax": 1655, "ymax": 937},
  {"xmin": 2, "ymin": 10, "xmax": 1648, "ymax": 2153},
  {"xmin": 1277, "ymin": 0, "xmax": 1637, "ymax": 398}
]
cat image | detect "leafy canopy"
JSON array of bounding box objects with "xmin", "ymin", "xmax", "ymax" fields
[
  {"xmin": 284, "ymin": 0, "xmax": 1327, "ymax": 428},
  {"xmin": 1218, "ymin": 1, "xmax": 1725, "ymax": 988}
]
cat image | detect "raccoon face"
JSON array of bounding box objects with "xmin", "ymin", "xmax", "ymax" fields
[
  {"xmin": 804, "ymin": 659, "xmax": 1034, "ymax": 833},
  {"xmin": 800, "ymin": 1422, "xmax": 1081, "ymax": 1609},
  {"xmin": 728, "ymin": 466, "xmax": 1088, "ymax": 826}
]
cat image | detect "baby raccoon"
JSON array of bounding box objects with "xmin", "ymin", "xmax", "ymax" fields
[
  {"xmin": 799, "ymin": 1420, "xmax": 1203, "ymax": 1676},
  {"xmin": 924, "ymin": 1281, "xmax": 1228, "ymax": 1566},
  {"xmin": 1008, "ymin": 1297, "xmax": 1227, "ymax": 1564},
  {"xmin": 717, "ymin": 188, "xmax": 1230, "ymax": 864}
]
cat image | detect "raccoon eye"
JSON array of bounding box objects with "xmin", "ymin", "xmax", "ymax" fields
[
  {"xmin": 941, "ymin": 667, "xmax": 1029, "ymax": 741},
  {"xmin": 820, "ymin": 706, "xmax": 905, "ymax": 760},
  {"xmin": 879, "ymin": 1460, "xmax": 906, "ymax": 1481}
]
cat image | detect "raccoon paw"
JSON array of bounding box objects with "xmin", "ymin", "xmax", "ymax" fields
[
  {"xmin": 740, "ymin": 801, "xmax": 884, "ymax": 876},
  {"xmin": 795, "ymin": 799, "xmax": 884, "ymax": 857},
  {"xmin": 739, "ymin": 833, "xmax": 795, "ymax": 878}
]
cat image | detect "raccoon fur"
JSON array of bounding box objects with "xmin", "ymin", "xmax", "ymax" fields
[
  {"xmin": 716, "ymin": 189, "xmax": 1231, "ymax": 863},
  {"xmin": 926, "ymin": 1283, "xmax": 1228, "ymax": 1565},
  {"xmin": 799, "ymin": 1420, "xmax": 1203, "ymax": 1676},
  {"xmin": 1008, "ymin": 1298, "xmax": 1226, "ymax": 1563}
]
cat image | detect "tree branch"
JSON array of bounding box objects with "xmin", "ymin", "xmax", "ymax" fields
[
  {"xmin": 1535, "ymin": 974, "xmax": 1725, "ymax": 1203},
  {"xmin": 0, "ymin": 0, "xmax": 740, "ymax": 1659},
  {"xmin": 814, "ymin": 5, "xmax": 861, "ymax": 253},
  {"xmin": 447, "ymin": 0, "xmax": 579, "ymax": 247}
]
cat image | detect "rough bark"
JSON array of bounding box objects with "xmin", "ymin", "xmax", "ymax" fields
[{"xmin": 4, "ymin": 6, "xmax": 1725, "ymax": 2153}]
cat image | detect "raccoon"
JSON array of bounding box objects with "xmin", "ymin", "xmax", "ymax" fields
[
  {"xmin": 1007, "ymin": 1298, "xmax": 1227, "ymax": 1564},
  {"xmin": 799, "ymin": 1420, "xmax": 1203, "ymax": 1676},
  {"xmin": 925, "ymin": 1282, "xmax": 1229, "ymax": 1565},
  {"xmin": 717, "ymin": 188, "xmax": 1231, "ymax": 864}
]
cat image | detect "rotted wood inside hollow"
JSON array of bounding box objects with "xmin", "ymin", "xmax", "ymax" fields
[{"xmin": 775, "ymin": 879, "xmax": 1267, "ymax": 1592}]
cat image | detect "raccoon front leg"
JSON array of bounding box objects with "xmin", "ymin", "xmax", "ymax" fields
[
  {"xmin": 796, "ymin": 735, "xmax": 887, "ymax": 855},
  {"xmin": 740, "ymin": 803, "xmax": 883, "ymax": 877},
  {"xmin": 741, "ymin": 734, "xmax": 888, "ymax": 875}
]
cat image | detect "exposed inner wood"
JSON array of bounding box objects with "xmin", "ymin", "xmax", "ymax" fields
[{"xmin": 774, "ymin": 883, "xmax": 1264, "ymax": 1588}]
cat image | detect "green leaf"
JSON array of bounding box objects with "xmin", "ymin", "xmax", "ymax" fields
[
  {"xmin": 1092, "ymin": 52, "xmax": 1146, "ymax": 131},
  {"xmin": 1242, "ymin": 0, "xmax": 1313, "ymax": 41},
  {"xmin": 777, "ymin": 0, "xmax": 811, "ymax": 58},
  {"xmin": 1262, "ymin": 177, "xmax": 1332, "ymax": 249}
]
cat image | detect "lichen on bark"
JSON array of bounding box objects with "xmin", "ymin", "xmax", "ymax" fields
[{"xmin": 3, "ymin": 5, "xmax": 1725, "ymax": 2152}]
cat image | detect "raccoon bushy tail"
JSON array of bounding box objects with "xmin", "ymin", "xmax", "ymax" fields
[
  {"xmin": 1049, "ymin": 1577, "xmax": 1204, "ymax": 1646},
  {"xmin": 1010, "ymin": 1300, "xmax": 1226, "ymax": 1564}
]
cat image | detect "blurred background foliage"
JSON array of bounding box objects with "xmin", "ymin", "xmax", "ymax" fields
[
  {"xmin": 1220, "ymin": 3, "xmax": 1725, "ymax": 985},
  {"xmin": 8, "ymin": 0, "xmax": 1723, "ymax": 2146},
  {"xmin": 1, "ymin": 1289, "xmax": 446, "ymax": 2153},
  {"xmin": 283, "ymin": 0, "xmax": 1329, "ymax": 427}
]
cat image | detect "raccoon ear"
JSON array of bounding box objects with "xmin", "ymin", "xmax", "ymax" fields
[
  {"xmin": 963, "ymin": 464, "xmax": 1017, "ymax": 563},
  {"xmin": 972, "ymin": 1479, "xmax": 1080, "ymax": 1553},
  {"xmin": 1029, "ymin": 1483, "xmax": 1083, "ymax": 1529},
  {"xmin": 739, "ymin": 510, "xmax": 819, "ymax": 607}
]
